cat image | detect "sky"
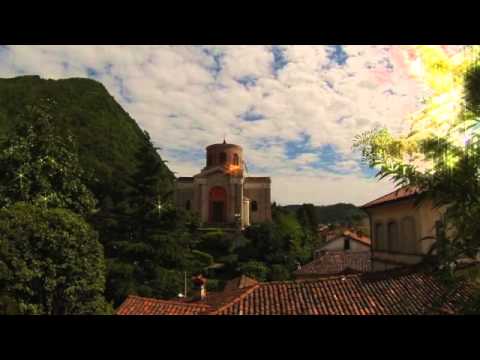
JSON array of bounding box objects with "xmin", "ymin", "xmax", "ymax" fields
[{"xmin": 0, "ymin": 45, "xmax": 453, "ymax": 206}]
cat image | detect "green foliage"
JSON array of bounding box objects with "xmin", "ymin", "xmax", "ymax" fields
[
  {"xmin": 270, "ymin": 264, "xmax": 291, "ymax": 281},
  {"xmin": 353, "ymin": 60, "xmax": 480, "ymax": 312},
  {"xmin": 0, "ymin": 76, "xmax": 174, "ymax": 206},
  {"xmin": 237, "ymin": 261, "xmax": 270, "ymax": 282},
  {"xmin": 0, "ymin": 203, "xmax": 109, "ymax": 314},
  {"xmin": 0, "ymin": 101, "xmax": 97, "ymax": 216},
  {"xmin": 237, "ymin": 207, "xmax": 314, "ymax": 280},
  {"xmin": 465, "ymin": 64, "xmax": 480, "ymax": 116},
  {"xmin": 205, "ymin": 278, "xmax": 221, "ymax": 292},
  {"xmin": 295, "ymin": 204, "xmax": 318, "ymax": 236}
]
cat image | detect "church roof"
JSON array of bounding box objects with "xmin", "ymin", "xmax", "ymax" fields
[
  {"xmin": 245, "ymin": 177, "xmax": 271, "ymax": 183},
  {"xmin": 206, "ymin": 142, "xmax": 241, "ymax": 149}
]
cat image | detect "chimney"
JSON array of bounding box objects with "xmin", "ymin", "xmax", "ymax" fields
[{"xmin": 192, "ymin": 274, "xmax": 207, "ymax": 301}]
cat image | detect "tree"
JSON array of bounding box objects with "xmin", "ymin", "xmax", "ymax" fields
[
  {"xmin": 353, "ymin": 46, "xmax": 480, "ymax": 294},
  {"xmin": 0, "ymin": 101, "xmax": 110, "ymax": 314},
  {"xmin": 0, "ymin": 101, "xmax": 97, "ymax": 216},
  {"xmin": 0, "ymin": 203, "xmax": 110, "ymax": 314},
  {"xmin": 237, "ymin": 261, "xmax": 270, "ymax": 282}
]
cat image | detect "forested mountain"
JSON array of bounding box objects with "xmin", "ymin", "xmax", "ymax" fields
[
  {"xmin": 283, "ymin": 203, "xmax": 367, "ymax": 225},
  {"xmin": 0, "ymin": 76, "xmax": 179, "ymax": 308},
  {"xmin": 0, "ymin": 75, "xmax": 175, "ymax": 204}
]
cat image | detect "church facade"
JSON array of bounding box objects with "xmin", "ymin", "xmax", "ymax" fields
[{"xmin": 174, "ymin": 141, "xmax": 271, "ymax": 228}]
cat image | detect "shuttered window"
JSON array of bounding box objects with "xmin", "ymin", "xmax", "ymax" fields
[
  {"xmin": 401, "ymin": 217, "xmax": 417, "ymax": 253},
  {"xmin": 374, "ymin": 222, "xmax": 385, "ymax": 251},
  {"xmin": 387, "ymin": 221, "xmax": 399, "ymax": 252}
]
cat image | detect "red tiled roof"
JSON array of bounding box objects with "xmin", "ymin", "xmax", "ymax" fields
[
  {"xmin": 361, "ymin": 186, "xmax": 420, "ymax": 209},
  {"xmin": 295, "ymin": 251, "xmax": 372, "ymax": 277},
  {"xmin": 117, "ymin": 267, "xmax": 477, "ymax": 315},
  {"xmin": 214, "ymin": 269, "xmax": 475, "ymax": 315},
  {"xmin": 115, "ymin": 295, "xmax": 213, "ymax": 315}
]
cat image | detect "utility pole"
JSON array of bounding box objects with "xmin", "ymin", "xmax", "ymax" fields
[{"xmin": 184, "ymin": 271, "xmax": 187, "ymax": 298}]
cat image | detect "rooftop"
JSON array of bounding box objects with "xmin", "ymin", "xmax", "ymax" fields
[
  {"xmin": 215, "ymin": 268, "xmax": 475, "ymax": 315},
  {"xmin": 361, "ymin": 186, "xmax": 420, "ymax": 209},
  {"xmin": 116, "ymin": 267, "xmax": 477, "ymax": 315},
  {"xmin": 115, "ymin": 295, "xmax": 213, "ymax": 315},
  {"xmin": 295, "ymin": 251, "xmax": 372, "ymax": 277}
]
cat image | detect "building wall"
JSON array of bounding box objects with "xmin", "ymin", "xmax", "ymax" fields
[
  {"xmin": 366, "ymin": 198, "xmax": 443, "ymax": 267},
  {"xmin": 244, "ymin": 179, "xmax": 272, "ymax": 224},
  {"xmin": 175, "ymin": 181, "xmax": 194, "ymax": 212}
]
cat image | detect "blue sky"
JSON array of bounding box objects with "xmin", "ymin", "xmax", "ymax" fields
[{"xmin": 0, "ymin": 45, "xmax": 437, "ymax": 205}]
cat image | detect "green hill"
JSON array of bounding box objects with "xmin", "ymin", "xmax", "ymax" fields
[
  {"xmin": 0, "ymin": 75, "xmax": 174, "ymax": 205},
  {"xmin": 283, "ymin": 203, "xmax": 367, "ymax": 225}
]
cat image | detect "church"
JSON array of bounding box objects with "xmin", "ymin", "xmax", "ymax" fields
[{"xmin": 174, "ymin": 140, "xmax": 272, "ymax": 228}]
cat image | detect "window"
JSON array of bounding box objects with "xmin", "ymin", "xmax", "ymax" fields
[
  {"xmin": 401, "ymin": 217, "xmax": 417, "ymax": 253},
  {"xmin": 185, "ymin": 200, "xmax": 191, "ymax": 211},
  {"xmin": 344, "ymin": 238, "xmax": 351, "ymax": 250},
  {"xmin": 233, "ymin": 153, "xmax": 239, "ymax": 165},
  {"xmin": 220, "ymin": 152, "xmax": 227, "ymax": 164},
  {"xmin": 207, "ymin": 154, "xmax": 213, "ymax": 166},
  {"xmin": 387, "ymin": 221, "xmax": 399, "ymax": 252},
  {"xmin": 251, "ymin": 200, "xmax": 258, "ymax": 212},
  {"xmin": 374, "ymin": 222, "xmax": 385, "ymax": 251}
]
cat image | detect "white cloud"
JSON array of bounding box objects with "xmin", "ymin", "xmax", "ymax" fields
[{"xmin": 0, "ymin": 45, "xmax": 447, "ymax": 205}]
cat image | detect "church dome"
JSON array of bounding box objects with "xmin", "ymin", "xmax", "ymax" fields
[{"xmin": 205, "ymin": 140, "xmax": 243, "ymax": 171}]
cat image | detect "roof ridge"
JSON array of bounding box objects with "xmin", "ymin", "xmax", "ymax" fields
[
  {"xmin": 262, "ymin": 273, "xmax": 362, "ymax": 285},
  {"xmin": 125, "ymin": 295, "xmax": 212, "ymax": 308},
  {"xmin": 361, "ymin": 185, "xmax": 418, "ymax": 208}
]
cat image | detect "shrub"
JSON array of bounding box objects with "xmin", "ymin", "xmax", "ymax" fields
[
  {"xmin": 0, "ymin": 202, "xmax": 109, "ymax": 314},
  {"xmin": 237, "ymin": 261, "xmax": 270, "ymax": 282}
]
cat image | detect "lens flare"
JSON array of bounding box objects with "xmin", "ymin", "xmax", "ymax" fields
[{"xmin": 401, "ymin": 45, "xmax": 480, "ymax": 147}]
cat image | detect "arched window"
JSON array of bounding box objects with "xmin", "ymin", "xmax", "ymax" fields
[
  {"xmin": 251, "ymin": 200, "xmax": 258, "ymax": 212},
  {"xmin": 401, "ymin": 216, "xmax": 417, "ymax": 253},
  {"xmin": 374, "ymin": 222, "xmax": 385, "ymax": 251},
  {"xmin": 207, "ymin": 154, "xmax": 213, "ymax": 166},
  {"xmin": 220, "ymin": 152, "xmax": 227, "ymax": 164},
  {"xmin": 233, "ymin": 153, "xmax": 239, "ymax": 165},
  {"xmin": 387, "ymin": 221, "xmax": 399, "ymax": 252},
  {"xmin": 185, "ymin": 200, "xmax": 191, "ymax": 211}
]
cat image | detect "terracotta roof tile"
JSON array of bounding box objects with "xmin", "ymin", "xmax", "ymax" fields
[
  {"xmin": 361, "ymin": 186, "xmax": 420, "ymax": 209},
  {"xmin": 214, "ymin": 268, "xmax": 476, "ymax": 315},
  {"xmin": 115, "ymin": 295, "xmax": 213, "ymax": 315},
  {"xmin": 295, "ymin": 251, "xmax": 372, "ymax": 277},
  {"xmin": 116, "ymin": 267, "xmax": 477, "ymax": 315}
]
